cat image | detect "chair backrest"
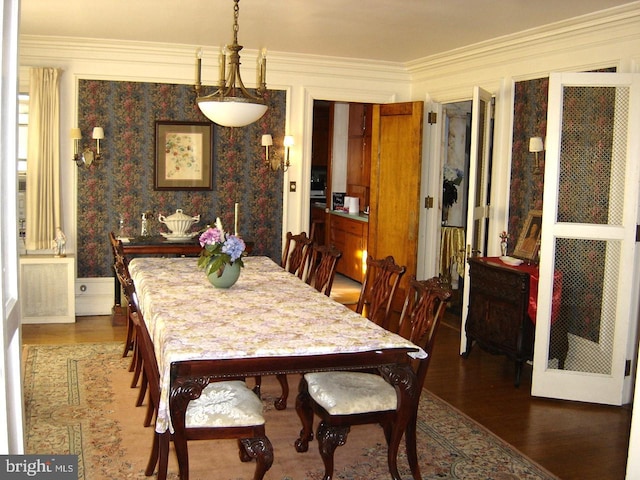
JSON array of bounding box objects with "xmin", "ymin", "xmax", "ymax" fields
[
  {"xmin": 281, "ymin": 231, "xmax": 312, "ymax": 279},
  {"xmin": 113, "ymin": 255, "xmax": 135, "ymax": 311},
  {"xmin": 398, "ymin": 276, "xmax": 451, "ymax": 388},
  {"xmin": 109, "ymin": 231, "xmax": 128, "ymax": 269},
  {"xmin": 305, "ymin": 244, "xmax": 342, "ymax": 296},
  {"xmin": 356, "ymin": 255, "xmax": 406, "ymax": 330}
]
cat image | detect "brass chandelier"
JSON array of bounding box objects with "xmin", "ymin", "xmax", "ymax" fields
[{"xmin": 195, "ymin": 0, "xmax": 267, "ymax": 127}]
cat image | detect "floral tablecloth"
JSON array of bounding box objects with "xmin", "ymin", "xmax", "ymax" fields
[{"xmin": 128, "ymin": 256, "xmax": 423, "ymax": 433}]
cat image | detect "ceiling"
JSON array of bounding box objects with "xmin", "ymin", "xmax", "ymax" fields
[{"xmin": 20, "ymin": 0, "xmax": 637, "ymax": 63}]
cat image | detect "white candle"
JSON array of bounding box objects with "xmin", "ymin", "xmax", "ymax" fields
[
  {"xmin": 234, "ymin": 202, "xmax": 239, "ymax": 236},
  {"xmin": 195, "ymin": 48, "xmax": 202, "ymax": 86}
]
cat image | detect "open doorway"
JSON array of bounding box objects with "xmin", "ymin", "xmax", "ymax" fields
[{"xmin": 439, "ymin": 100, "xmax": 471, "ymax": 317}]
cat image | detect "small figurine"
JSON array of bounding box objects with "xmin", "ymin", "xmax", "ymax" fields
[
  {"xmin": 141, "ymin": 213, "xmax": 149, "ymax": 236},
  {"xmin": 52, "ymin": 227, "xmax": 66, "ymax": 257}
]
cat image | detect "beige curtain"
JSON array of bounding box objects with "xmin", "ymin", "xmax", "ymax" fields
[{"xmin": 26, "ymin": 67, "xmax": 61, "ymax": 250}]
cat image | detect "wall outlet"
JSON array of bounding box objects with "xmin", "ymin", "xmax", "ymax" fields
[{"xmin": 289, "ymin": 181, "xmax": 297, "ymax": 192}]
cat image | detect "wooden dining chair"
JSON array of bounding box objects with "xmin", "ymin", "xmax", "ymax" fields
[
  {"xmin": 109, "ymin": 233, "xmax": 141, "ymax": 381},
  {"xmin": 355, "ymin": 254, "xmax": 406, "ymax": 330},
  {"xmin": 112, "ymin": 254, "xmax": 151, "ymax": 423},
  {"xmin": 110, "ymin": 231, "xmax": 135, "ymax": 359},
  {"xmin": 281, "ymin": 231, "xmax": 312, "ymax": 279},
  {"xmin": 305, "ymin": 244, "xmax": 342, "ymax": 296},
  {"xmin": 119, "ymin": 269, "xmax": 273, "ymax": 480},
  {"xmin": 294, "ymin": 276, "xmax": 452, "ymax": 480}
]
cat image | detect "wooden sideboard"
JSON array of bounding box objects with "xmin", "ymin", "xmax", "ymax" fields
[
  {"xmin": 328, "ymin": 213, "xmax": 368, "ymax": 282},
  {"xmin": 463, "ymin": 257, "xmax": 535, "ymax": 387},
  {"xmin": 463, "ymin": 256, "xmax": 568, "ymax": 387}
]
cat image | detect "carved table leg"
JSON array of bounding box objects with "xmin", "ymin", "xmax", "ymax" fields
[
  {"xmin": 274, "ymin": 373, "xmax": 289, "ymax": 410},
  {"xmin": 294, "ymin": 378, "xmax": 314, "ymax": 452}
]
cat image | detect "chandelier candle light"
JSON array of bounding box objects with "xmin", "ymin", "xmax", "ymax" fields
[{"xmin": 194, "ymin": 0, "xmax": 268, "ymax": 127}]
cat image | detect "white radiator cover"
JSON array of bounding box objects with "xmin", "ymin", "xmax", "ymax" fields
[{"xmin": 19, "ymin": 255, "xmax": 75, "ymax": 323}]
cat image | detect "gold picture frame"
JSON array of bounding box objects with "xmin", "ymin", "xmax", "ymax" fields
[
  {"xmin": 154, "ymin": 121, "xmax": 213, "ymax": 190},
  {"xmin": 513, "ymin": 209, "xmax": 542, "ymax": 262}
]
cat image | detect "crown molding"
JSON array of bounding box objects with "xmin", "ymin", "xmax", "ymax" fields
[
  {"xmin": 19, "ymin": 35, "xmax": 410, "ymax": 85},
  {"xmin": 407, "ymin": 3, "xmax": 640, "ymax": 80}
]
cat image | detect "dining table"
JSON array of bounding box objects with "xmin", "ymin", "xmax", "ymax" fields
[{"xmin": 128, "ymin": 255, "xmax": 426, "ymax": 480}]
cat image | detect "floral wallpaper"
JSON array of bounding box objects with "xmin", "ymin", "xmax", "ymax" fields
[
  {"xmin": 77, "ymin": 80, "xmax": 286, "ymax": 278},
  {"xmin": 508, "ymin": 76, "xmax": 548, "ymax": 251},
  {"xmin": 510, "ymin": 69, "xmax": 615, "ymax": 343}
]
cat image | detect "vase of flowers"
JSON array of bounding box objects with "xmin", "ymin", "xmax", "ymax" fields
[
  {"xmin": 499, "ymin": 231, "xmax": 509, "ymax": 256},
  {"xmin": 198, "ymin": 220, "xmax": 246, "ymax": 288}
]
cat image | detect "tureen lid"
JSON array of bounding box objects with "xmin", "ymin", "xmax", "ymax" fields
[{"xmin": 164, "ymin": 209, "xmax": 191, "ymax": 221}]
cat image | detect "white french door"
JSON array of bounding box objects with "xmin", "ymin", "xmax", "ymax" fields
[
  {"xmin": 532, "ymin": 72, "xmax": 640, "ymax": 405},
  {"xmin": 0, "ymin": 0, "xmax": 24, "ymax": 453},
  {"xmin": 459, "ymin": 86, "xmax": 494, "ymax": 354}
]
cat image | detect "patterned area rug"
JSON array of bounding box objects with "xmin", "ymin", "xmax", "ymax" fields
[{"xmin": 23, "ymin": 342, "xmax": 559, "ymax": 480}]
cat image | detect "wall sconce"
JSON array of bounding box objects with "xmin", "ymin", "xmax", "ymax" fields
[
  {"xmin": 71, "ymin": 127, "xmax": 105, "ymax": 167},
  {"xmin": 262, "ymin": 134, "xmax": 293, "ymax": 172},
  {"xmin": 529, "ymin": 136, "xmax": 544, "ymax": 174}
]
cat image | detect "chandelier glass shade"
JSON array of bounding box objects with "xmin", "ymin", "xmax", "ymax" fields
[{"xmin": 195, "ymin": 0, "xmax": 267, "ymax": 127}]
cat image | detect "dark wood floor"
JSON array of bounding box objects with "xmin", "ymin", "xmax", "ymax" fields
[{"xmin": 22, "ymin": 313, "xmax": 632, "ymax": 480}]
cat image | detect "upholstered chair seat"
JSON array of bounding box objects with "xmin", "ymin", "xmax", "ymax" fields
[
  {"xmin": 186, "ymin": 380, "xmax": 265, "ymax": 428},
  {"xmin": 304, "ymin": 371, "xmax": 397, "ymax": 415}
]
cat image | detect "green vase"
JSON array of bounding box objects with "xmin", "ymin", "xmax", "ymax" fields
[{"xmin": 207, "ymin": 262, "xmax": 241, "ymax": 288}]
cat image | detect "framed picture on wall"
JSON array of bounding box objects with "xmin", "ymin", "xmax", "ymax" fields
[
  {"xmin": 154, "ymin": 121, "xmax": 213, "ymax": 190},
  {"xmin": 513, "ymin": 209, "xmax": 542, "ymax": 262}
]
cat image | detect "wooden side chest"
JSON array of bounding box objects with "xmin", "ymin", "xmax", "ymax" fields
[{"xmin": 464, "ymin": 257, "xmax": 535, "ymax": 386}]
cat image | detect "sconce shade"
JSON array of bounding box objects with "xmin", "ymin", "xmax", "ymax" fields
[
  {"xmin": 70, "ymin": 128, "xmax": 82, "ymax": 140},
  {"xmin": 92, "ymin": 127, "xmax": 105, "ymax": 140},
  {"xmin": 284, "ymin": 135, "xmax": 294, "ymax": 147},
  {"xmin": 261, "ymin": 134, "xmax": 273, "ymax": 147},
  {"xmin": 529, "ymin": 136, "xmax": 544, "ymax": 153}
]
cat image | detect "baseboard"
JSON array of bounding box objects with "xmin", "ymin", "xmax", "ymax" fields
[{"xmin": 75, "ymin": 277, "xmax": 114, "ymax": 316}]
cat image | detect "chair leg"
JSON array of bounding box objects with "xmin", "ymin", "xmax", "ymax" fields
[
  {"xmin": 157, "ymin": 431, "xmax": 171, "ymax": 480},
  {"xmin": 130, "ymin": 343, "xmax": 142, "ymax": 388},
  {"xmin": 122, "ymin": 314, "xmax": 134, "ymax": 357},
  {"xmin": 128, "ymin": 338, "xmax": 137, "ymax": 372},
  {"xmin": 317, "ymin": 421, "xmax": 349, "ymax": 480},
  {"xmin": 385, "ymin": 418, "xmax": 404, "ymax": 480},
  {"xmin": 143, "ymin": 397, "xmax": 155, "ymax": 428},
  {"xmin": 144, "ymin": 431, "xmax": 159, "ymax": 477},
  {"xmin": 405, "ymin": 413, "xmax": 421, "ymax": 480},
  {"xmin": 238, "ymin": 437, "xmax": 274, "ymax": 480},
  {"xmin": 136, "ymin": 369, "xmax": 148, "ymax": 407},
  {"xmin": 274, "ymin": 374, "xmax": 289, "ymax": 410}
]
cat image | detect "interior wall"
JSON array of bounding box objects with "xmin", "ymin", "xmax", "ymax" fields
[
  {"xmin": 76, "ymin": 79, "xmax": 285, "ymax": 278},
  {"xmin": 410, "ymin": 4, "xmax": 640, "ymax": 278}
]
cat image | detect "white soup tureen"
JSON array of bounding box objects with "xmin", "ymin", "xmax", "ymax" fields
[{"xmin": 158, "ymin": 209, "xmax": 200, "ymax": 235}]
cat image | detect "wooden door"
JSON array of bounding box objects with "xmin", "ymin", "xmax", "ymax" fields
[{"xmin": 369, "ymin": 101, "xmax": 424, "ymax": 294}]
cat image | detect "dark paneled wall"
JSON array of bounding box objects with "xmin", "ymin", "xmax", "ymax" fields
[{"xmin": 76, "ymin": 80, "xmax": 286, "ymax": 277}]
